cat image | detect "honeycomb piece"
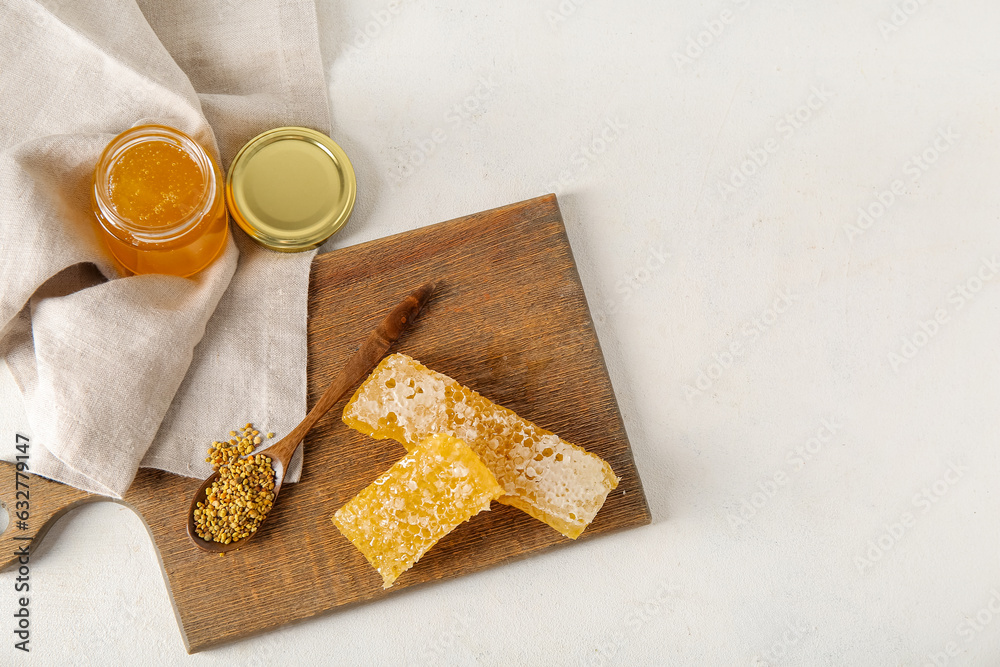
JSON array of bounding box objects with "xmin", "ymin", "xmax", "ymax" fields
[
  {"xmin": 343, "ymin": 353, "xmax": 620, "ymax": 539},
  {"xmin": 332, "ymin": 434, "xmax": 502, "ymax": 588}
]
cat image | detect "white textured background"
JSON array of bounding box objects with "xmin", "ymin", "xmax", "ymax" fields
[{"xmin": 3, "ymin": 0, "xmax": 1000, "ymax": 664}]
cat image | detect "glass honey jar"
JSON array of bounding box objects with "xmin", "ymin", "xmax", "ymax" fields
[{"xmin": 91, "ymin": 124, "xmax": 229, "ymax": 277}]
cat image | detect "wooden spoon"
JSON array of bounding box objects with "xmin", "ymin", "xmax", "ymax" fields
[{"xmin": 186, "ymin": 281, "xmax": 437, "ymax": 553}]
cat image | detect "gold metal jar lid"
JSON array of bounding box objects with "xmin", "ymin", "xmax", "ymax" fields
[{"xmin": 226, "ymin": 127, "xmax": 356, "ymax": 252}]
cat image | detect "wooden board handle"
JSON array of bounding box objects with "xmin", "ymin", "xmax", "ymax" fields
[{"xmin": 0, "ymin": 461, "xmax": 105, "ymax": 571}]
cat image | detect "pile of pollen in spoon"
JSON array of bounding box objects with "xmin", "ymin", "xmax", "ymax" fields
[{"xmin": 194, "ymin": 423, "xmax": 277, "ymax": 545}]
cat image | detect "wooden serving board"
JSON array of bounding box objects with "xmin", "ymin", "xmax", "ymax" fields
[{"xmin": 0, "ymin": 194, "xmax": 650, "ymax": 653}]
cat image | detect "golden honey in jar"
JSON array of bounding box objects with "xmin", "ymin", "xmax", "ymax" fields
[{"xmin": 91, "ymin": 124, "xmax": 228, "ymax": 277}]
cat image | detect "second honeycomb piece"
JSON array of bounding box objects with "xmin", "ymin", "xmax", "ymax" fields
[{"xmin": 332, "ymin": 434, "xmax": 503, "ymax": 588}]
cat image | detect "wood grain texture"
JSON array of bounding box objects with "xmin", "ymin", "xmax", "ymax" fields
[{"xmin": 0, "ymin": 194, "xmax": 650, "ymax": 653}]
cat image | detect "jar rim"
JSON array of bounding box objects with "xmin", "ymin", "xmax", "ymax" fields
[{"xmin": 92, "ymin": 124, "xmax": 218, "ymax": 245}]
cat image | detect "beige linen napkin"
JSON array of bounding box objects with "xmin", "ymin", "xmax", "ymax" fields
[{"xmin": 0, "ymin": 0, "xmax": 331, "ymax": 497}]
